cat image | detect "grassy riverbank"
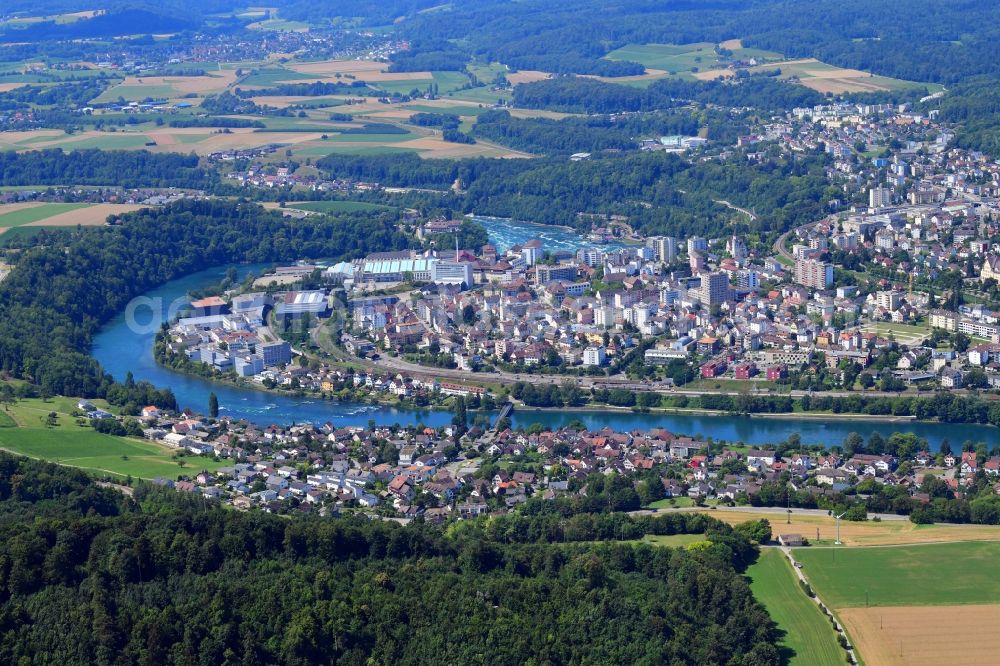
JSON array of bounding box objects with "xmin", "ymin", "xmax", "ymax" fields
[{"xmin": 0, "ymin": 397, "xmax": 225, "ymax": 480}]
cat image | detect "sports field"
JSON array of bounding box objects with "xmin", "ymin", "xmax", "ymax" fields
[
  {"xmin": 0, "ymin": 395, "xmax": 224, "ymax": 480},
  {"xmin": 698, "ymin": 508, "xmax": 1000, "ymax": 546},
  {"xmin": 746, "ymin": 550, "xmax": 843, "ymax": 666}
]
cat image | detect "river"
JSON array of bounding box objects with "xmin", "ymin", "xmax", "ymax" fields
[
  {"xmin": 472, "ymin": 215, "xmax": 627, "ymax": 253},
  {"xmin": 90, "ymin": 226, "xmax": 998, "ymax": 447}
]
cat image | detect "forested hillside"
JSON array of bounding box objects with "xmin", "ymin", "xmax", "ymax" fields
[
  {"xmin": 472, "ymin": 109, "xmax": 703, "ymax": 154},
  {"xmin": 0, "ymin": 453, "xmax": 780, "ymax": 665},
  {"xmin": 0, "ymin": 150, "xmax": 221, "ymax": 190},
  {"xmin": 319, "ymin": 149, "xmax": 833, "ymax": 236},
  {"xmin": 511, "ymin": 76, "xmax": 825, "ymax": 115}
]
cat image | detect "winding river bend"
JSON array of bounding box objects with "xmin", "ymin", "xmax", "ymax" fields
[{"xmin": 90, "ymin": 222, "xmax": 998, "ymax": 447}]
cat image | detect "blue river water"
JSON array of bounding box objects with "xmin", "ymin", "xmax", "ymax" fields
[
  {"xmin": 472, "ymin": 215, "xmax": 627, "ymax": 253},
  {"xmin": 90, "ymin": 232, "xmax": 998, "ymax": 447}
]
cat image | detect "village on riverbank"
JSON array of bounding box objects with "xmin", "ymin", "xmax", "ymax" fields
[{"xmin": 62, "ymin": 389, "xmax": 997, "ymax": 527}]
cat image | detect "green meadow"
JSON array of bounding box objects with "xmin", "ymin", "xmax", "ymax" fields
[
  {"xmin": 0, "ymin": 396, "xmax": 224, "ymax": 480},
  {"xmin": 288, "ymin": 200, "xmax": 397, "ymax": 213},
  {"xmin": 747, "ymin": 549, "xmax": 845, "ymax": 666},
  {"xmin": 0, "ymin": 203, "xmax": 91, "ymax": 227},
  {"xmin": 794, "ymin": 542, "xmax": 1000, "ymax": 607}
]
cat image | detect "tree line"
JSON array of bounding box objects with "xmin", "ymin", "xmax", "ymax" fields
[
  {"xmin": 512, "ymin": 75, "xmax": 825, "ymax": 115},
  {"xmin": 0, "ymin": 452, "xmax": 780, "ymax": 665},
  {"xmin": 472, "ymin": 108, "xmax": 701, "ymax": 155},
  {"xmin": 318, "ymin": 147, "xmax": 832, "ymax": 237},
  {"xmin": 0, "ymin": 149, "xmax": 221, "ymax": 190}
]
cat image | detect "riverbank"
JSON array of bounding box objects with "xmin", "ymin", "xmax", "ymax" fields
[
  {"xmin": 518, "ymin": 404, "xmax": 931, "ymax": 424},
  {"xmin": 157, "ymin": 350, "xmax": 463, "ymax": 414},
  {"xmin": 92, "ymin": 263, "xmax": 1000, "ymax": 447}
]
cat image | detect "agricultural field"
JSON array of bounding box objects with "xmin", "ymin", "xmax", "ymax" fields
[
  {"xmin": 285, "ymin": 58, "xmax": 433, "ymax": 84},
  {"xmin": 838, "ymin": 605, "xmax": 1000, "ymax": 666},
  {"xmin": 602, "ymin": 40, "xmax": 931, "ymax": 93},
  {"xmin": 746, "ymin": 550, "xmax": 844, "ymax": 666},
  {"xmin": 700, "ymin": 508, "xmax": 1000, "ymax": 546},
  {"xmin": 0, "ymin": 202, "xmax": 90, "ymax": 227},
  {"xmin": 286, "ymin": 200, "xmax": 397, "ymax": 213},
  {"xmin": 0, "ymin": 56, "xmax": 531, "ymax": 159},
  {"xmin": 794, "ymin": 542, "xmax": 1000, "ymax": 608},
  {"xmin": 246, "ymin": 18, "xmax": 309, "ymax": 31},
  {"xmin": 0, "ymin": 202, "xmax": 146, "ymax": 234},
  {"xmin": 91, "ymin": 70, "xmax": 238, "ymax": 102},
  {"xmin": 0, "ymin": 395, "xmax": 224, "ymax": 480},
  {"xmin": 0, "ymin": 9, "xmax": 103, "ymax": 28},
  {"xmin": 795, "ymin": 542, "xmax": 1000, "ymax": 665},
  {"xmin": 604, "ymin": 42, "xmax": 722, "ymax": 81},
  {"xmin": 695, "ymin": 56, "xmax": 932, "ymax": 94},
  {"xmin": 243, "ymin": 6, "xmax": 309, "ymax": 31}
]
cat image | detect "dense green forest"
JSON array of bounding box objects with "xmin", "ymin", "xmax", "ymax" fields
[
  {"xmin": 472, "ymin": 109, "xmax": 703, "ymax": 154},
  {"xmin": 0, "ymin": 150, "xmax": 221, "ymax": 190},
  {"xmin": 512, "ymin": 76, "xmax": 826, "ymax": 115},
  {"xmin": 0, "ymin": 200, "xmax": 409, "ymax": 398},
  {"xmin": 381, "ymin": 0, "xmax": 1000, "ymax": 85},
  {"xmin": 319, "ymin": 148, "xmax": 833, "ymax": 235},
  {"xmin": 8, "ymin": 0, "xmax": 1000, "ymax": 89},
  {"xmin": 0, "ymin": 453, "xmax": 780, "ymax": 665},
  {"xmin": 234, "ymin": 81, "xmax": 372, "ymax": 98},
  {"xmin": 931, "ymin": 76, "xmax": 1000, "ymax": 157}
]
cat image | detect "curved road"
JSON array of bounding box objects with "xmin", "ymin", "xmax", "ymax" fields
[{"xmin": 715, "ymin": 199, "xmax": 757, "ymax": 221}]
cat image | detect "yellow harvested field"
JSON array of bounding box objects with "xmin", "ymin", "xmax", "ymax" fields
[
  {"xmin": 147, "ymin": 132, "xmax": 179, "ymax": 146},
  {"xmin": 13, "ymin": 130, "xmax": 111, "ymax": 150},
  {"xmin": 395, "ymin": 136, "xmax": 531, "ymax": 159},
  {"xmin": 111, "ymin": 71, "xmax": 238, "ymax": 95},
  {"xmin": 0, "ymin": 129, "xmax": 64, "ymax": 149},
  {"xmin": 0, "ymin": 83, "xmax": 27, "ymax": 92},
  {"xmin": 693, "ymin": 68, "xmax": 733, "ymax": 81},
  {"xmin": 589, "ymin": 68, "xmax": 670, "ymax": 84},
  {"xmin": 507, "ymin": 109, "xmax": 576, "ymax": 120},
  {"xmin": 840, "ymin": 605, "xmax": 1000, "ymax": 666},
  {"xmin": 25, "ymin": 204, "xmax": 147, "ymax": 227},
  {"xmin": 720, "ymin": 38, "xmax": 743, "ymax": 49},
  {"xmin": 366, "ymin": 109, "xmax": 420, "ymax": 120},
  {"xmin": 506, "ymin": 70, "xmax": 550, "ymax": 85},
  {"xmin": 286, "ymin": 59, "xmax": 432, "ymax": 82},
  {"xmin": 246, "ymin": 95, "xmax": 350, "ymax": 108},
  {"xmin": 184, "ymin": 130, "xmax": 326, "ymax": 154},
  {"xmin": 0, "ymin": 203, "xmax": 45, "ymax": 215},
  {"xmin": 695, "ymin": 508, "xmax": 1000, "ymax": 546},
  {"xmin": 803, "ymin": 77, "xmax": 892, "ymax": 94}
]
